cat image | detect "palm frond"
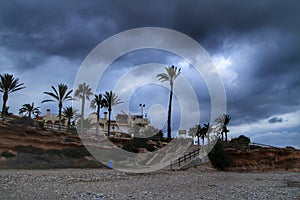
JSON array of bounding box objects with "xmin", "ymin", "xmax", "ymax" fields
[
  {"xmin": 156, "ymin": 73, "xmax": 170, "ymax": 82},
  {"xmin": 41, "ymin": 99, "xmax": 56, "ymax": 103},
  {"xmin": 43, "ymin": 92, "xmax": 59, "ymax": 101}
]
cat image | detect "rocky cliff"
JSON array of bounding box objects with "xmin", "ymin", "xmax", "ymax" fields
[{"xmin": 226, "ymin": 146, "xmax": 300, "ymax": 172}]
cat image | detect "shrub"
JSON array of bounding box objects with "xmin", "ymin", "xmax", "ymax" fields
[
  {"xmin": 208, "ymin": 139, "xmax": 234, "ymax": 170},
  {"xmin": 46, "ymin": 149, "xmax": 62, "ymax": 156},
  {"xmin": 13, "ymin": 117, "xmax": 35, "ymax": 126},
  {"xmin": 122, "ymin": 138, "xmax": 156, "ymax": 153},
  {"xmin": 17, "ymin": 145, "xmax": 46, "ymax": 155},
  {"xmin": 1, "ymin": 150, "xmax": 15, "ymax": 158},
  {"xmin": 36, "ymin": 121, "xmax": 45, "ymax": 129},
  {"xmin": 62, "ymin": 147, "xmax": 91, "ymax": 159},
  {"xmin": 228, "ymin": 135, "xmax": 250, "ymax": 150},
  {"xmin": 64, "ymin": 138, "xmax": 77, "ymax": 143}
]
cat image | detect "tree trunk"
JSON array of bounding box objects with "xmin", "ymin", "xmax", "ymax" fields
[
  {"xmin": 107, "ymin": 108, "xmax": 111, "ymax": 136},
  {"xmin": 96, "ymin": 105, "xmax": 100, "ymax": 133},
  {"xmin": 58, "ymin": 102, "xmax": 62, "ymax": 129},
  {"xmin": 167, "ymin": 83, "xmax": 173, "ymax": 140},
  {"xmin": 67, "ymin": 117, "xmax": 71, "ymax": 129},
  {"xmin": 225, "ymin": 127, "xmax": 228, "ymax": 143},
  {"xmin": 197, "ymin": 136, "xmax": 200, "ymax": 146},
  {"xmin": 1, "ymin": 92, "xmax": 8, "ymax": 118},
  {"xmin": 80, "ymin": 96, "xmax": 85, "ymax": 133}
]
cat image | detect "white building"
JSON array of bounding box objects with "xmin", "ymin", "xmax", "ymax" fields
[
  {"xmin": 177, "ymin": 130, "xmax": 187, "ymax": 138},
  {"xmin": 88, "ymin": 112, "xmax": 150, "ymax": 135},
  {"xmin": 43, "ymin": 109, "xmax": 67, "ymax": 126}
]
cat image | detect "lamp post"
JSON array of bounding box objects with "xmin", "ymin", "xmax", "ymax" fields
[{"xmin": 139, "ymin": 104, "xmax": 145, "ymax": 122}]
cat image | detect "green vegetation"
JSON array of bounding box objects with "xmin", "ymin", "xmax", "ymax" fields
[
  {"xmin": 13, "ymin": 116, "xmax": 35, "ymax": 126},
  {"xmin": 0, "ymin": 145, "xmax": 102, "ymax": 169},
  {"xmin": 90, "ymin": 93, "xmax": 107, "ymax": 133},
  {"xmin": 19, "ymin": 102, "xmax": 41, "ymax": 118},
  {"xmin": 215, "ymin": 114, "xmax": 231, "ymax": 142},
  {"xmin": 62, "ymin": 106, "xmax": 77, "ymax": 129},
  {"xmin": 188, "ymin": 123, "xmax": 212, "ymax": 145},
  {"xmin": 228, "ymin": 135, "xmax": 250, "ymax": 150},
  {"xmin": 0, "ymin": 73, "xmax": 25, "ymax": 117},
  {"xmin": 61, "ymin": 147, "xmax": 91, "ymax": 158},
  {"xmin": 208, "ymin": 139, "xmax": 234, "ymax": 170},
  {"xmin": 1, "ymin": 150, "xmax": 15, "ymax": 158},
  {"xmin": 15, "ymin": 145, "xmax": 91, "ymax": 158},
  {"xmin": 122, "ymin": 137, "xmax": 156, "ymax": 153},
  {"xmin": 42, "ymin": 83, "xmax": 73, "ymax": 128},
  {"xmin": 74, "ymin": 82, "xmax": 93, "ymax": 133},
  {"xmin": 103, "ymin": 91, "xmax": 123, "ymax": 136}
]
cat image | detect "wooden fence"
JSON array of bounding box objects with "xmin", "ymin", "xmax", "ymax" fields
[{"xmin": 170, "ymin": 148, "xmax": 200, "ymax": 170}]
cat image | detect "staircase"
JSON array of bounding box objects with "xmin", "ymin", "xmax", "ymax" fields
[{"xmin": 170, "ymin": 146, "xmax": 210, "ymax": 170}]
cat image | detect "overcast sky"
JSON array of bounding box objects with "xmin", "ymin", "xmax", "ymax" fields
[{"xmin": 1, "ymin": 0, "xmax": 299, "ymax": 148}]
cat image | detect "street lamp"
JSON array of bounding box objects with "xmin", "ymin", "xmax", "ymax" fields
[{"xmin": 139, "ymin": 104, "xmax": 145, "ymax": 119}]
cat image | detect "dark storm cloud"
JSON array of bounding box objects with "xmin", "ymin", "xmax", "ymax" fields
[
  {"xmin": 223, "ymin": 29, "xmax": 300, "ymax": 124},
  {"xmin": 0, "ymin": 0, "xmax": 299, "ymax": 131},
  {"xmin": 268, "ymin": 117, "xmax": 283, "ymax": 123},
  {"xmin": 0, "ymin": 0, "xmax": 121, "ymax": 70},
  {"xmin": 1, "ymin": 0, "xmax": 299, "ymax": 60}
]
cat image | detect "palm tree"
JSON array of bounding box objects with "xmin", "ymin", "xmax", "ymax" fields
[
  {"xmin": 203, "ymin": 122, "xmax": 212, "ymax": 144},
  {"xmin": 0, "ymin": 73, "xmax": 25, "ymax": 117},
  {"xmin": 103, "ymin": 91, "xmax": 123, "ymax": 136},
  {"xmin": 42, "ymin": 83, "xmax": 73, "ymax": 128},
  {"xmin": 189, "ymin": 124, "xmax": 201, "ymax": 145},
  {"xmin": 62, "ymin": 106, "xmax": 77, "ymax": 129},
  {"xmin": 74, "ymin": 82, "xmax": 93, "ymax": 133},
  {"xmin": 156, "ymin": 65, "xmax": 181, "ymax": 140},
  {"xmin": 188, "ymin": 125, "xmax": 198, "ymax": 144},
  {"xmin": 90, "ymin": 93, "xmax": 107, "ymax": 133},
  {"xmin": 3, "ymin": 106, "xmax": 9, "ymax": 115},
  {"xmin": 215, "ymin": 114, "xmax": 231, "ymax": 142},
  {"xmin": 76, "ymin": 118, "xmax": 91, "ymax": 133},
  {"xmin": 196, "ymin": 124, "xmax": 202, "ymax": 146},
  {"xmin": 200, "ymin": 123, "xmax": 211, "ymax": 146},
  {"xmin": 19, "ymin": 103, "xmax": 41, "ymax": 118}
]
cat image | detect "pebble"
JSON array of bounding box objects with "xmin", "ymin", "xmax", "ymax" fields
[{"xmin": 0, "ymin": 169, "xmax": 299, "ymax": 199}]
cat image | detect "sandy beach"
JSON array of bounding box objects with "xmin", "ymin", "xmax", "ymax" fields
[{"xmin": 1, "ymin": 168, "xmax": 299, "ymax": 200}]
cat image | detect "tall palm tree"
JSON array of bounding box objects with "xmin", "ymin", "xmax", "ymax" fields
[
  {"xmin": 42, "ymin": 83, "xmax": 73, "ymax": 128},
  {"xmin": 0, "ymin": 73, "xmax": 25, "ymax": 117},
  {"xmin": 74, "ymin": 82, "xmax": 93, "ymax": 133},
  {"xmin": 62, "ymin": 106, "xmax": 77, "ymax": 129},
  {"xmin": 19, "ymin": 103, "xmax": 41, "ymax": 118},
  {"xmin": 3, "ymin": 106, "xmax": 9, "ymax": 115},
  {"xmin": 195, "ymin": 124, "xmax": 202, "ymax": 146},
  {"xmin": 156, "ymin": 65, "xmax": 181, "ymax": 140},
  {"xmin": 103, "ymin": 91, "xmax": 123, "ymax": 136},
  {"xmin": 215, "ymin": 114, "xmax": 231, "ymax": 142},
  {"xmin": 90, "ymin": 93, "xmax": 107, "ymax": 133}
]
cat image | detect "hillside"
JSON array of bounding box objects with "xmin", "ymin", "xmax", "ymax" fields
[
  {"xmin": 0, "ymin": 120, "xmax": 83, "ymax": 153},
  {"xmin": 0, "ymin": 120, "xmax": 299, "ymax": 171},
  {"xmin": 226, "ymin": 146, "xmax": 300, "ymax": 172}
]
